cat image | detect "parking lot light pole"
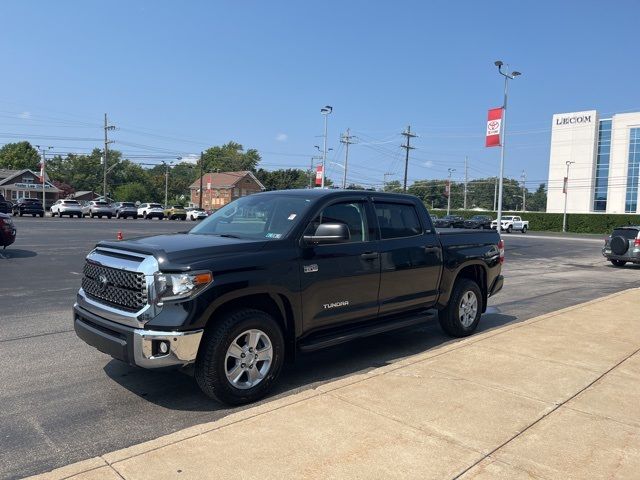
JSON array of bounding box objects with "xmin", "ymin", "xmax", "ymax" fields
[
  {"xmin": 320, "ymin": 106, "xmax": 332, "ymax": 188},
  {"xmin": 494, "ymin": 61, "xmax": 521, "ymax": 232},
  {"xmin": 447, "ymin": 168, "xmax": 455, "ymax": 215},
  {"xmin": 563, "ymin": 160, "xmax": 575, "ymax": 233}
]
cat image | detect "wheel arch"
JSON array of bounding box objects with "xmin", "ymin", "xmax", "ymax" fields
[{"xmin": 437, "ymin": 262, "xmax": 489, "ymax": 313}]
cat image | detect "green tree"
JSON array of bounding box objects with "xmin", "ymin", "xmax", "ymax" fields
[
  {"xmin": 255, "ymin": 168, "xmax": 311, "ymax": 190},
  {"xmin": 0, "ymin": 141, "xmax": 41, "ymax": 170},
  {"xmin": 113, "ymin": 182, "xmax": 151, "ymax": 203},
  {"xmin": 202, "ymin": 141, "xmax": 261, "ymax": 173},
  {"xmin": 526, "ymin": 183, "xmax": 547, "ymax": 211},
  {"xmin": 383, "ymin": 180, "xmax": 403, "ymax": 193}
]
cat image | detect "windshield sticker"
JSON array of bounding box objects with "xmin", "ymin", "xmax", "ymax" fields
[
  {"xmin": 265, "ymin": 233, "xmax": 282, "ymax": 239},
  {"xmin": 288, "ymin": 213, "xmax": 297, "ymax": 220}
]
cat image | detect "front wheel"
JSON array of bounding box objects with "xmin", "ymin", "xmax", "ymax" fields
[
  {"xmin": 521, "ymin": 226, "xmax": 527, "ymax": 234},
  {"xmin": 438, "ymin": 278, "xmax": 482, "ymax": 337},
  {"xmin": 195, "ymin": 309, "xmax": 285, "ymax": 405},
  {"xmin": 610, "ymin": 259, "xmax": 627, "ymax": 267},
  {"xmin": 506, "ymin": 225, "xmax": 512, "ymax": 234}
]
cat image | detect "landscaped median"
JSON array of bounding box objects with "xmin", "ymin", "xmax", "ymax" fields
[{"xmin": 30, "ymin": 289, "xmax": 640, "ymax": 480}]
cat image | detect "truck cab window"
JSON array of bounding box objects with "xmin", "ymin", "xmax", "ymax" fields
[
  {"xmin": 304, "ymin": 202, "xmax": 369, "ymax": 243},
  {"xmin": 375, "ymin": 203, "xmax": 422, "ymax": 239}
]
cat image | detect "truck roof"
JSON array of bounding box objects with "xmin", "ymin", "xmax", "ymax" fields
[{"xmin": 253, "ymin": 188, "xmax": 420, "ymax": 202}]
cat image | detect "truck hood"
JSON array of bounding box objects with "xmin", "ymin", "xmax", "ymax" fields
[{"xmin": 97, "ymin": 233, "xmax": 268, "ymax": 269}]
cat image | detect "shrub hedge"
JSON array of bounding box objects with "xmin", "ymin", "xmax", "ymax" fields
[{"xmin": 428, "ymin": 208, "xmax": 640, "ymax": 234}]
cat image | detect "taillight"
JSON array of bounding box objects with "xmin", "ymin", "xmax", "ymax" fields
[
  {"xmin": 498, "ymin": 239, "xmax": 505, "ymax": 264},
  {"xmin": 634, "ymin": 238, "xmax": 640, "ymax": 248}
]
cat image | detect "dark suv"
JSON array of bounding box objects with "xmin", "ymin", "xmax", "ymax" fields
[
  {"xmin": 603, "ymin": 226, "xmax": 640, "ymax": 267},
  {"xmin": 13, "ymin": 198, "xmax": 44, "ymax": 217},
  {"xmin": 0, "ymin": 194, "xmax": 12, "ymax": 214}
]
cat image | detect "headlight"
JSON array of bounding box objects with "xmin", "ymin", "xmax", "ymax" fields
[{"xmin": 154, "ymin": 271, "xmax": 213, "ymax": 303}]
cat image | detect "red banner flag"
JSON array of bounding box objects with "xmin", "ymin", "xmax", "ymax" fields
[
  {"xmin": 485, "ymin": 107, "xmax": 503, "ymax": 147},
  {"xmin": 315, "ymin": 165, "xmax": 323, "ymax": 186}
]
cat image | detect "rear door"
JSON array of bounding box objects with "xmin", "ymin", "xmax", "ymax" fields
[
  {"xmin": 374, "ymin": 198, "xmax": 441, "ymax": 317},
  {"xmin": 299, "ymin": 198, "xmax": 380, "ymax": 332}
]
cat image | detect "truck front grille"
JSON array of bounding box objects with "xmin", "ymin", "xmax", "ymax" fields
[{"xmin": 82, "ymin": 262, "xmax": 147, "ymax": 311}]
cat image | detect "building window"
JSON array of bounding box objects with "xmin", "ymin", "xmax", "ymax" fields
[
  {"xmin": 593, "ymin": 119, "xmax": 612, "ymax": 211},
  {"xmin": 625, "ymin": 128, "xmax": 640, "ymax": 213}
]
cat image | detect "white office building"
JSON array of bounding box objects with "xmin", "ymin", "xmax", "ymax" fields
[{"xmin": 546, "ymin": 110, "xmax": 640, "ymax": 214}]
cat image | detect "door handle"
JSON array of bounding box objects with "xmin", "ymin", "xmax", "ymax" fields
[
  {"xmin": 360, "ymin": 252, "xmax": 379, "ymax": 260},
  {"xmin": 424, "ymin": 246, "xmax": 440, "ymax": 254}
]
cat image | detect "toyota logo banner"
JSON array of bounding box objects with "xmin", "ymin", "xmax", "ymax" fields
[
  {"xmin": 485, "ymin": 107, "xmax": 503, "ymax": 147},
  {"xmin": 315, "ymin": 165, "xmax": 323, "ymax": 186}
]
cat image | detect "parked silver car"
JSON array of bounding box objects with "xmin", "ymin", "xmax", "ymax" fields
[
  {"xmin": 603, "ymin": 226, "xmax": 640, "ymax": 267},
  {"xmin": 82, "ymin": 201, "xmax": 115, "ymax": 219},
  {"xmin": 113, "ymin": 202, "xmax": 139, "ymax": 219},
  {"xmin": 51, "ymin": 199, "xmax": 83, "ymax": 218}
]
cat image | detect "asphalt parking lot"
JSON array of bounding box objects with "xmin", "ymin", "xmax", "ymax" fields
[{"xmin": 1, "ymin": 217, "xmax": 639, "ymax": 479}]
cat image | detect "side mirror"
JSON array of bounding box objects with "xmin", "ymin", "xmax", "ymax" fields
[{"xmin": 304, "ymin": 223, "xmax": 350, "ymax": 245}]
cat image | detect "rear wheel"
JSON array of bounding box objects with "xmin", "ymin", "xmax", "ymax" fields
[
  {"xmin": 438, "ymin": 278, "xmax": 483, "ymax": 337},
  {"xmin": 195, "ymin": 309, "xmax": 284, "ymax": 405},
  {"xmin": 610, "ymin": 259, "xmax": 627, "ymax": 267},
  {"xmin": 90, "ymin": 212, "xmax": 95, "ymax": 218}
]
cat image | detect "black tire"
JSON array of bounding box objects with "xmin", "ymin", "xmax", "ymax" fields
[
  {"xmin": 438, "ymin": 278, "xmax": 483, "ymax": 338},
  {"xmin": 506, "ymin": 225, "xmax": 512, "ymax": 234},
  {"xmin": 107, "ymin": 214, "xmax": 112, "ymax": 219},
  {"xmin": 77, "ymin": 213, "xmax": 82, "ymax": 218},
  {"xmin": 195, "ymin": 309, "xmax": 285, "ymax": 405},
  {"xmin": 610, "ymin": 259, "xmax": 627, "ymax": 267},
  {"xmin": 51, "ymin": 211, "xmax": 57, "ymax": 217},
  {"xmin": 32, "ymin": 214, "xmax": 36, "ymax": 217},
  {"xmin": 90, "ymin": 212, "xmax": 95, "ymax": 218},
  {"xmin": 610, "ymin": 236, "xmax": 629, "ymax": 256},
  {"xmin": 521, "ymin": 225, "xmax": 527, "ymax": 234},
  {"xmin": 19, "ymin": 212, "xmax": 23, "ymax": 217}
]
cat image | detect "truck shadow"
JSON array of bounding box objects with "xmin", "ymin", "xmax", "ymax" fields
[
  {"xmin": 0, "ymin": 248, "xmax": 37, "ymax": 259},
  {"xmin": 103, "ymin": 311, "xmax": 517, "ymax": 413}
]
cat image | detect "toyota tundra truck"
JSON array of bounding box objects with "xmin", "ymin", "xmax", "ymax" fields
[{"xmin": 74, "ymin": 189, "xmax": 504, "ymax": 405}]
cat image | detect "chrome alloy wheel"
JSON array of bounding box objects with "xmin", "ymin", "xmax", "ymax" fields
[
  {"xmin": 459, "ymin": 291, "xmax": 478, "ymax": 328},
  {"xmin": 224, "ymin": 329, "xmax": 273, "ymax": 390}
]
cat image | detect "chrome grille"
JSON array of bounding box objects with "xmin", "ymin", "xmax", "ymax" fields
[{"xmin": 82, "ymin": 261, "xmax": 147, "ymax": 311}]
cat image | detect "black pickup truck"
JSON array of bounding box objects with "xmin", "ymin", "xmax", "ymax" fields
[{"xmin": 74, "ymin": 190, "xmax": 504, "ymax": 404}]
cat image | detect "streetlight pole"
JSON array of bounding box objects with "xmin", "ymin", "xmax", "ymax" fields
[
  {"xmin": 320, "ymin": 106, "xmax": 332, "ymax": 188},
  {"xmin": 35, "ymin": 145, "xmax": 52, "ymax": 210},
  {"xmin": 562, "ymin": 161, "xmax": 575, "ymax": 233},
  {"xmin": 447, "ymin": 168, "xmax": 455, "ymax": 216},
  {"xmin": 494, "ymin": 61, "xmax": 521, "ymax": 232}
]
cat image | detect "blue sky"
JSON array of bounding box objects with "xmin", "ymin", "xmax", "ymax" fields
[{"xmin": 0, "ymin": 0, "xmax": 638, "ymax": 190}]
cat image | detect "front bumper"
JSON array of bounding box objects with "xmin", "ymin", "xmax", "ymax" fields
[{"xmin": 73, "ymin": 303, "xmax": 203, "ymax": 368}]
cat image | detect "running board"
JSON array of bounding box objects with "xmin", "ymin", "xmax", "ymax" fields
[{"xmin": 298, "ymin": 311, "xmax": 437, "ymax": 353}]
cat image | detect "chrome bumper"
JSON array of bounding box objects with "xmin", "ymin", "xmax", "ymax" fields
[{"xmin": 74, "ymin": 303, "xmax": 203, "ymax": 368}]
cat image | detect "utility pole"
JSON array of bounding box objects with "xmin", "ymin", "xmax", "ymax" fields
[
  {"xmin": 340, "ymin": 128, "xmax": 355, "ymax": 189},
  {"xmin": 35, "ymin": 145, "xmax": 52, "ymax": 210},
  {"xmin": 163, "ymin": 161, "xmax": 174, "ymax": 207},
  {"xmin": 199, "ymin": 151, "xmax": 204, "ymax": 209},
  {"xmin": 447, "ymin": 168, "xmax": 456, "ymax": 215},
  {"xmin": 463, "ymin": 156, "xmax": 469, "ymax": 210},
  {"xmin": 383, "ymin": 172, "xmax": 394, "ymax": 190},
  {"xmin": 562, "ymin": 161, "xmax": 574, "ymax": 232},
  {"xmin": 493, "ymin": 177, "xmax": 498, "ymax": 211},
  {"xmin": 103, "ymin": 113, "xmax": 116, "ymax": 200},
  {"xmin": 401, "ymin": 125, "xmax": 417, "ymax": 192},
  {"xmin": 521, "ymin": 169, "xmax": 527, "ymax": 212}
]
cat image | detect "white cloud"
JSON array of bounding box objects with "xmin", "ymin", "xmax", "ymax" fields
[
  {"xmin": 275, "ymin": 133, "xmax": 288, "ymax": 142},
  {"xmin": 19, "ymin": 111, "xmax": 31, "ymax": 119},
  {"xmin": 179, "ymin": 153, "xmax": 199, "ymax": 164},
  {"xmin": 424, "ymin": 160, "xmax": 434, "ymax": 167}
]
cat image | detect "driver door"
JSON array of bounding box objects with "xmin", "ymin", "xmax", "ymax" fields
[{"xmin": 299, "ymin": 199, "xmax": 380, "ymax": 333}]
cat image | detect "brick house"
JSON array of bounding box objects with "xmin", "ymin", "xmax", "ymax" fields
[
  {"xmin": 189, "ymin": 171, "xmax": 265, "ymax": 210},
  {"xmin": 0, "ymin": 168, "xmax": 61, "ymax": 209}
]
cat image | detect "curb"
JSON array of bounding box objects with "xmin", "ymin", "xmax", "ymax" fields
[{"xmin": 27, "ymin": 287, "xmax": 639, "ymax": 480}]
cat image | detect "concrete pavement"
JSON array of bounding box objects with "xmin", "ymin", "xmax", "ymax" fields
[{"xmin": 29, "ymin": 288, "xmax": 640, "ymax": 480}]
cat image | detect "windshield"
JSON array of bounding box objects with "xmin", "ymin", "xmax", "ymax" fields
[
  {"xmin": 121, "ymin": 202, "xmax": 135, "ymax": 207},
  {"xmin": 95, "ymin": 201, "xmax": 108, "ymax": 206},
  {"xmin": 190, "ymin": 194, "xmax": 312, "ymax": 240},
  {"xmin": 502, "ymin": 216, "xmax": 514, "ymax": 221},
  {"xmin": 150, "ymin": 204, "xmax": 162, "ymax": 208},
  {"xmin": 64, "ymin": 200, "xmax": 79, "ymax": 205}
]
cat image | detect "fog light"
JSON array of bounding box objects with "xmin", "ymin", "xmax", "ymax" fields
[{"xmin": 159, "ymin": 341, "xmax": 169, "ymax": 354}]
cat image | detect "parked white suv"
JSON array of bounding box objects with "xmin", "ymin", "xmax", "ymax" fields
[
  {"xmin": 51, "ymin": 199, "xmax": 83, "ymax": 218},
  {"xmin": 491, "ymin": 215, "xmax": 529, "ymax": 233},
  {"xmin": 186, "ymin": 207, "xmax": 208, "ymax": 221},
  {"xmin": 138, "ymin": 203, "xmax": 165, "ymax": 220}
]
